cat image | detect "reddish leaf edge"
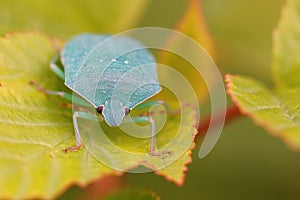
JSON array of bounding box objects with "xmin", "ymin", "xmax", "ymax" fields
[
  {"xmin": 129, "ymin": 102, "xmax": 198, "ymax": 186},
  {"xmin": 153, "ymin": 102, "xmax": 198, "ymax": 186},
  {"xmin": 225, "ymin": 74, "xmax": 274, "ymax": 130},
  {"xmin": 153, "ymin": 143, "xmax": 196, "ymax": 187},
  {"xmin": 101, "ymin": 102, "xmax": 198, "ymax": 186}
]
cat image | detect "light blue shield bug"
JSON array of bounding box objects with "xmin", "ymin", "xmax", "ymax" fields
[{"xmin": 30, "ymin": 34, "xmax": 173, "ymax": 156}]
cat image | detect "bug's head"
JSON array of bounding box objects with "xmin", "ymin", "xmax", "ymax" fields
[{"xmin": 96, "ymin": 100, "xmax": 130, "ymax": 127}]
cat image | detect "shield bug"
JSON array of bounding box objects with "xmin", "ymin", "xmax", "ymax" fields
[{"xmin": 30, "ymin": 34, "xmax": 173, "ymax": 156}]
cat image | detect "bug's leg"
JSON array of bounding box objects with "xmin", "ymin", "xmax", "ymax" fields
[
  {"xmin": 29, "ymin": 80, "xmax": 89, "ymax": 107},
  {"xmin": 123, "ymin": 116, "xmax": 172, "ymax": 156},
  {"xmin": 60, "ymin": 102, "xmax": 85, "ymax": 110},
  {"xmin": 31, "ymin": 55, "xmax": 89, "ymax": 107},
  {"xmin": 64, "ymin": 111, "xmax": 99, "ymax": 152},
  {"xmin": 134, "ymin": 100, "xmax": 180, "ymax": 115},
  {"xmin": 50, "ymin": 55, "xmax": 65, "ymax": 80}
]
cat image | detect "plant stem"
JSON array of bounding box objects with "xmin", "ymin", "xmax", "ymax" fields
[{"xmin": 195, "ymin": 104, "xmax": 241, "ymax": 141}]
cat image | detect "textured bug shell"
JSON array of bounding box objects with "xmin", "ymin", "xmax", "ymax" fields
[{"xmin": 61, "ymin": 34, "xmax": 161, "ymax": 126}]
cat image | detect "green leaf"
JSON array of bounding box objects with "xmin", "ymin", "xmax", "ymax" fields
[
  {"xmin": 227, "ymin": 0, "xmax": 300, "ymax": 151},
  {"xmin": 226, "ymin": 75, "xmax": 300, "ymax": 151},
  {"xmin": 0, "ymin": 32, "xmax": 197, "ymax": 199},
  {"xmin": 273, "ymin": 0, "xmax": 300, "ymax": 87},
  {"xmin": 105, "ymin": 189, "xmax": 161, "ymax": 200},
  {"xmin": 0, "ymin": 0, "xmax": 149, "ymax": 38},
  {"xmin": 0, "ymin": 32, "xmax": 117, "ymax": 199}
]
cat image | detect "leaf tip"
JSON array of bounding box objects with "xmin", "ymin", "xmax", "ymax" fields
[{"xmin": 154, "ymin": 142, "xmax": 196, "ymax": 186}]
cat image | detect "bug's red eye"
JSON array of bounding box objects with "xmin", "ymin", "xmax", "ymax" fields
[
  {"xmin": 124, "ymin": 107, "xmax": 130, "ymax": 115},
  {"xmin": 97, "ymin": 105, "xmax": 104, "ymax": 114}
]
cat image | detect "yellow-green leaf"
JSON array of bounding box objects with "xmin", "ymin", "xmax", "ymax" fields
[
  {"xmin": 80, "ymin": 102, "xmax": 197, "ymax": 186},
  {"xmin": 226, "ymin": 75, "xmax": 300, "ymax": 151}
]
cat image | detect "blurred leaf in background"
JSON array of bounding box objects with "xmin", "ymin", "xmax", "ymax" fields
[
  {"xmin": 157, "ymin": 0, "xmax": 215, "ymax": 104},
  {"xmin": 273, "ymin": 0, "xmax": 300, "ymax": 87},
  {"xmin": 227, "ymin": 0, "xmax": 300, "ymax": 151},
  {"xmin": 0, "ymin": 0, "xmax": 149, "ymax": 38}
]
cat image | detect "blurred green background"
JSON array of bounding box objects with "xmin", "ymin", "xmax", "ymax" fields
[{"xmin": 2, "ymin": 0, "xmax": 300, "ymax": 199}]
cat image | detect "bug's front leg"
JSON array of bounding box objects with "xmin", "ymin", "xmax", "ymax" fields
[
  {"xmin": 124, "ymin": 115, "xmax": 172, "ymax": 157},
  {"xmin": 64, "ymin": 111, "xmax": 99, "ymax": 152},
  {"xmin": 50, "ymin": 55, "xmax": 65, "ymax": 80},
  {"xmin": 29, "ymin": 80, "xmax": 89, "ymax": 107}
]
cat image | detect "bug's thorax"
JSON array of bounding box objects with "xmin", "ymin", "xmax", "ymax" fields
[{"xmin": 100, "ymin": 99, "xmax": 128, "ymax": 127}]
